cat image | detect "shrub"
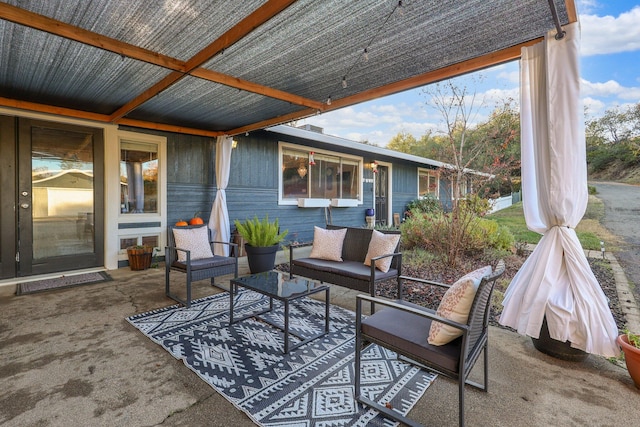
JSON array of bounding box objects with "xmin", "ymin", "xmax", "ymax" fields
[
  {"xmin": 405, "ymin": 195, "xmax": 442, "ymax": 216},
  {"xmin": 459, "ymin": 194, "xmax": 492, "ymax": 216},
  {"xmin": 400, "ymin": 205, "xmax": 514, "ymax": 266}
]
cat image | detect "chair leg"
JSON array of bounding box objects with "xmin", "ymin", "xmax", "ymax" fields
[
  {"xmin": 459, "ymin": 376, "xmax": 465, "ymax": 427},
  {"xmin": 483, "ymin": 341, "xmax": 489, "ymax": 392},
  {"xmin": 185, "ymin": 272, "xmax": 192, "ymax": 308}
]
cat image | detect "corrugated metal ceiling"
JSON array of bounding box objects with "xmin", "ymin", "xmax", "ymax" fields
[{"xmin": 0, "ymin": 0, "xmax": 575, "ymax": 136}]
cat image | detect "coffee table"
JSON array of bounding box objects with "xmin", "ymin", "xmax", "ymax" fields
[{"xmin": 229, "ymin": 271, "xmax": 330, "ymax": 354}]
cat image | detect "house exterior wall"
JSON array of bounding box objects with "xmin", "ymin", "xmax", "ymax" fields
[{"xmin": 122, "ymin": 126, "xmax": 449, "ymax": 248}]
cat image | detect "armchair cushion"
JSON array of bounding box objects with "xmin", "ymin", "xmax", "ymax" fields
[
  {"xmin": 172, "ymin": 226, "xmax": 214, "ymax": 262},
  {"xmin": 428, "ymin": 265, "xmax": 492, "ymax": 345},
  {"xmin": 309, "ymin": 226, "xmax": 347, "ymax": 261},
  {"xmin": 364, "ymin": 230, "xmax": 401, "ymax": 273}
]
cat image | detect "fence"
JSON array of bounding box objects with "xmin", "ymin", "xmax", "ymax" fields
[{"xmin": 489, "ymin": 191, "xmax": 521, "ymax": 213}]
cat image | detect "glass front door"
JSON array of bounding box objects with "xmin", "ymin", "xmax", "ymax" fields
[{"xmin": 0, "ymin": 117, "xmax": 104, "ymax": 278}]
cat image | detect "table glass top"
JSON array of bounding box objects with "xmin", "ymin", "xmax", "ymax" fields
[{"xmin": 232, "ymin": 271, "xmax": 325, "ymax": 298}]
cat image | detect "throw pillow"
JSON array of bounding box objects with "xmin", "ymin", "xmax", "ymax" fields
[
  {"xmin": 172, "ymin": 226, "xmax": 214, "ymax": 262},
  {"xmin": 309, "ymin": 226, "xmax": 347, "ymax": 261},
  {"xmin": 427, "ymin": 265, "xmax": 493, "ymax": 346},
  {"xmin": 364, "ymin": 230, "xmax": 401, "ymax": 273}
]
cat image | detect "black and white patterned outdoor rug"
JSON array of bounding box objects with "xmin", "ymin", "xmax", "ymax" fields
[{"xmin": 127, "ymin": 290, "xmax": 437, "ymax": 426}]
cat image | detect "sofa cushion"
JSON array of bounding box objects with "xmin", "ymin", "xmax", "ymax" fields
[
  {"xmin": 428, "ymin": 265, "xmax": 492, "ymax": 346},
  {"xmin": 172, "ymin": 226, "xmax": 214, "ymax": 262},
  {"xmin": 364, "ymin": 230, "xmax": 401, "ymax": 273},
  {"xmin": 309, "ymin": 226, "xmax": 347, "ymax": 261},
  {"xmin": 292, "ymin": 258, "xmax": 398, "ymax": 282}
]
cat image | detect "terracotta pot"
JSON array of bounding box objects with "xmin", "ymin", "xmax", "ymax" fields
[{"xmin": 617, "ymin": 334, "xmax": 640, "ymax": 389}]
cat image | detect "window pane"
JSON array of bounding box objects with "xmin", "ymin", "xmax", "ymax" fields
[
  {"xmin": 339, "ymin": 160, "xmax": 359, "ymax": 199},
  {"xmin": 281, "ymin": 146, "xmax": 360, "ymax": 201},
  {"xmin": 120, "ymin": 142, "xmax": 158, "ymax": 213},
  {"xmin": 31, "ymin": 127, "xmax": 95, "ymax": 258},
  {"xmin": 419, "ymin": 170, "xmax": 438, "ymax": 197},
  {"xmin": 309, "ymin": 153, "xmax": 340, "ymax": 199},
  {"xmin": 282, "ymin": 149, "xmax": 308, "ymax": 198}
]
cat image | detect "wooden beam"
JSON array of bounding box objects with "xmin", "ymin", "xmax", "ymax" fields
[
  {"xmin": 108, "ymin": 71, "xmax": 185, "ymax": 122},
  {"xmin": 226, "ymin": 109, "xmax": 318, "ymax": 136},
  {"xmin": 116, "ymin": 118, "xmax": 224, "ymax": 137},
  {"xmin": 111, "ymin": 0, "xmax": 299, "ymax": 121},
  {"xmin": 0, "ymin": 96, "xmax": 225, "ymax": 138},
  {"xmin": 0, "ymin": 2, "xmax": 317, "ymax": 120},
  {"xmin": 190, "ymin": 68, "xmax": 325, "ymax": 110},
  {"xmin": 0, "ymin": 96, "xmax": 111, "ymax": 123},
  {"xmin": 565, "ymin": 0, "xmax": 578, "ymax": 24},
  {"xmin": 0, "ymin": 2, "xmax": 185, "ymax": 72},
  {"xmin": 325, "ymin": 38, "xmax": 543, "ymax": 111},
  {"xmin": 225, "ymin": 38, "xmax": 543, "ymax": 136},
  {"xmin": 184, "ymin": 0, "xmax": 299, "ymax": 71}
]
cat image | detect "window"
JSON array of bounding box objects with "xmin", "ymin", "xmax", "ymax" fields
[
  {"xmin": 120, "ymin": 141, "xmax": 158, "ymax": 214},
  {"xmin": 418, "ymin": 168, "xmax": 439, "ymax": 198},
  {"xmin": 280, "ymin": 144, "xmax": 361, "ymax": 204}
]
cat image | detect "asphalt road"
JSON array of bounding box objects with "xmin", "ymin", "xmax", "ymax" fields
[{"xmin": 591, "ymin": 181, "xmax": 640, "ymax": 302}]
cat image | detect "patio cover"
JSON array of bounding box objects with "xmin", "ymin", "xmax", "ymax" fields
[
  {"xmin": 0, "ymin": 1, "xmax": 576, "ymax": 137},
  {"xmin": 499, "ymin": 23, "xmax": 619, "ymax": 358}
]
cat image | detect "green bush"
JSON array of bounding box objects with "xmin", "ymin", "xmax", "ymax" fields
[
  {"xmin": 459, "ymin": 194, "xmax": 492, "ymax": 216},
  {"xmin": 400, "ymin": 209, "xmax": 514, "ymax": 260},
  {"xmin": 405, "ymin": 195, "xmax": 442, "ymax": 215}
]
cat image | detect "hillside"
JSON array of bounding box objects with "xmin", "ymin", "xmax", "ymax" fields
[{"xmin": 589, "ymin": 161, "xmax": 640, "ymax": 185}]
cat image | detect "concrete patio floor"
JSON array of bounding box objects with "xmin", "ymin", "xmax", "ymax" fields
[{"xmin": 1, "ymin": 251, "xmax": 639, "ymax": 427}]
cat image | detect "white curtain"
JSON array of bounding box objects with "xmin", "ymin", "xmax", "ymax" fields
[
  {"xmin": 499, "ymin": 23, "xmax": 619, "ymax": 358},
  {"xmin": 208, "ymin": 136, "xmax": 233, "ymax": 257}
]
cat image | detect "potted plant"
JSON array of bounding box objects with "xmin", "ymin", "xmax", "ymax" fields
[
  {"xmin": 234, "ymin": 215, "xmax": 288, "ymax": 274},
  {"xmin": 126, "ymin": 245, "xmax": 154, "ymax": 271},
  {"xmin": 617, "ymin": 328, "xmax": 640, "ymax": 389}
]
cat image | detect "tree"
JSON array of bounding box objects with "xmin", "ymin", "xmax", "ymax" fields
[
  {"xmin": 387, "ymin": 131, "xmax": 418, "ymax": 153},
  {"xmin": 417, "ymin": 78, "xmax": 519, "ymax": 266}
]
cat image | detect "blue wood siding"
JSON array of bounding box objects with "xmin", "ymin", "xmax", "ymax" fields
[
  {"xmin": 121, "ymin": 126, "xmax": 452, "ymax": 245},
  {"xmin": 392, "ymin": 163, "xmax": 418, "ymax": 221}
]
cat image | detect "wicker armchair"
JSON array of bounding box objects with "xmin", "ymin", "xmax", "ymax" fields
[
  {"xmin": 165, "ymin": 224, "xmax": 238, "ymax": 307},
  {"xmin": 354, "ymin": 260, "xmax": 505, "ymax": 427}
]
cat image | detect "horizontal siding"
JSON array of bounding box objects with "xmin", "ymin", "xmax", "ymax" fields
[
  {"xmin": 167, "ymin": 183, "xmax": 215, "ymax": 225},
  {"xmin": 126, "ymin": 126, "xmax": 454, "ymax": 245}
]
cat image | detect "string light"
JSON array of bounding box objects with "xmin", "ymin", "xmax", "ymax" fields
[{"xmin": 327, "ymin": 1, "xmax": 406, "ymax": 106}]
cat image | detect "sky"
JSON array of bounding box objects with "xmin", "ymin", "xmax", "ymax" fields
[{"xmin": 298, "ymin": 1, "xmax": 640, "ymax": 147}]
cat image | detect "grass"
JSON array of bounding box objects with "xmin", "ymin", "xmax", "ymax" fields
[{"xmin": 488, "ymin": 196, "xmax": 619, "ymax": 251}]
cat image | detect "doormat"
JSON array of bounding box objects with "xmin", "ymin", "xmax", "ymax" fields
[
  {"xmin": 16, "ymin": 271, "xmax": 112, "ymax": 295},
  {"xmin": 127, "ymin": 291, "xmax": 437, "ymax": 426}
]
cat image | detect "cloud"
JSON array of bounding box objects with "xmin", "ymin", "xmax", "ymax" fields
[
  {"xmin": 580, "ymin": 6, "xmax": 640, "ymax": 56},
  {"xmin": 581, "ymin": 78, "xmax": 640, "ymax": 100},
  {"xmin": 582, "ymin": 97, "xmax": 606, "ymax": 117},
  {"xmin": 576, "ymin": 0, "xmax": 600, "ymax": 15}
]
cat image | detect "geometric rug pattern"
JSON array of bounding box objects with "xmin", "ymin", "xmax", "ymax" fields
[{"xmin": 127, "ymin": 290, "xmax": 437, "ymax": 426}]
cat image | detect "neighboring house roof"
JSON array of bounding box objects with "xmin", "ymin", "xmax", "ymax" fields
[{"xmin": 0, "ymin": 1, "xmax": 576, "ymax": 137}]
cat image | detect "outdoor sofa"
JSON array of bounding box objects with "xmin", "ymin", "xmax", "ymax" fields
[{"xmin": 288, "ymin": 224, "xmax": 402, "ymax": 298}]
